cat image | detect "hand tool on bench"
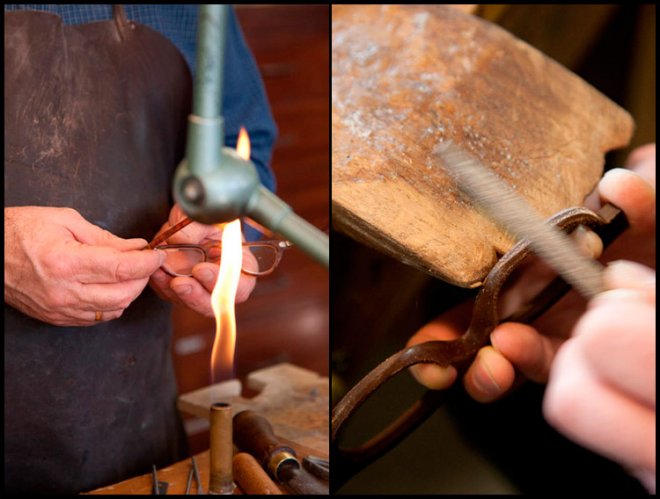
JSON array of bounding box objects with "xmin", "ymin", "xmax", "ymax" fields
[
  {"xmin": 184, "ymin": 466, "xmax": 193, "ymax": 495},
  {"xmin": 182, "ymin": 455, "xmax": 204, "ymax": 494},
  {"xmin": 331, "ymin": 4, "xmax": 635, "ymax": 490},
  {"xmin": 233, "ymin": 410, "xmax": 329, "ymax": 495},
  {"xmin": 192, "ymin": 455, "xmax": 204, "ymax": 495},
  {"xmin": 151, "ymin": 465, "xmax": 169, "ymax": 495},
  {"xmin": 302, "ymin": 455, "xmax": 330, "ymax": 482},
  {"xmin": 232, "ymin": 452, "xmax": 283, "ymax": 495}
]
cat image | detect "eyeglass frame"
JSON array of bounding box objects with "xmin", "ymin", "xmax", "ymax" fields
[{"xmin": 144, "ymin": 216, "xmax": 293, "ymax": 277}]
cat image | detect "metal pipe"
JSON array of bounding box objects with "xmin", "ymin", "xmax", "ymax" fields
[
  {"xmin": 247, "ymin": 186, "xmax": 329, "ymax": 267},
  {"xmin": 186, "ymin": 5, "xmax": 227, "ymax": 175},
  {"xmin": 174, "ymin": 5, "xmax": 329, "ymax": 268},
  {"xmin": 193, "ymin": 5, "xmax": 227, "ymax": 119},
  {"xmin": 209, "ymin": 402, "xmax": 234, "ymax": 494}
]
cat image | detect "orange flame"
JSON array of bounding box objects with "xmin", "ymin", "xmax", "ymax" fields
[
  {"xmin": 209, "ymin": 127, "xmax": 250, "ymax": 383},
  {"xmin": 237, "ymin": 126, "xmax": 250, "ymax": 161}
]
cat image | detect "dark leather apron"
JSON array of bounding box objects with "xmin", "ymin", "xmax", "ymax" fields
[{"xmin": 4, "ymin": 7, "xmax": 192, "ymax": 493}]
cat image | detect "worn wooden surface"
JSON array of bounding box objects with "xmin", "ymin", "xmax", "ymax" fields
[
  {"xmin": 87, "ymin": 363, "xmax": 327, "ymax": 494},
  {"xmin": 87, "ymin": 438, "xmax": 323, "ymax": 495},
  {"xmin": 177, "ymin": 363, "xmax": 328, "ymax": 455},
  {"xmin": 332, "ymin": 5, "xmax": 633, "ymax": 288}
]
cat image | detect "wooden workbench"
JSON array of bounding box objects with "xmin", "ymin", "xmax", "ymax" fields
[
  {"xmin": 87, "ymin": 364, "xmax": 328, "ymax": 494},
  {"xmin": 87, "ymin": 438, "xmax": 325, "ymax": 495}
]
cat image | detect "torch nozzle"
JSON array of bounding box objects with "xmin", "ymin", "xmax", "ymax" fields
[
  {"xmin": 174, "ymin": 5, "xmax": 329, "ymax": 268},
  {"xmin": 174, "ymin": 156, "xmax": 329, "ymax": 268},
  {"xmin": 246, "ymin": 186, "xmax": 329, "ymax": 268}
]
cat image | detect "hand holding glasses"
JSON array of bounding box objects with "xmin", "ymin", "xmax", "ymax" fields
[{"xmin": 145, "ymin": 216, "xmax": 293, "ymax": 277}]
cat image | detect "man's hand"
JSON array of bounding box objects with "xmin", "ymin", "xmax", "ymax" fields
[
  {"xmin": 148, "ymin": 204, "xmax": 257, "ymax": 317},
  {"xmin": 406, "ymin": 144, "xmax": 656, "ymax": 490},
  {"xmin": 544, "ymin": 260, "xmax": 656, "ymax": 493},
  {"xmin": 407, "ymin": 144, "xmax": 656, "ymax": 400},
  {"xmin": 4, "ymin": 206, "xmax": 164, "ymax": 326}
]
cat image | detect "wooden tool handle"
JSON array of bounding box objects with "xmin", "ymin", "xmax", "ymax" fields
[
  {"xmin": 233, "ymin": 410, "xmax": 298, "ymax": 473},
  {"xmin": 233, "ymin": 452, "xmax": 283, "ymax": 495}
]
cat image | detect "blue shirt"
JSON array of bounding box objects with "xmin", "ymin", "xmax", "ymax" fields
[{"xmin": 4, "ymin": 4, "xmax": 277, "ymax": 194}]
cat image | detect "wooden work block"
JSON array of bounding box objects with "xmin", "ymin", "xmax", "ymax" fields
[
  {"xmin": 88, "ymin": 363, "xmax": 327, "ymax": 494},
  {"xmin": 177, "ymin": 363, "xmax": 329, "ymax": 456},
  {"xmin": 332, "ymin": 5, "xmax": 633, "ymax": 288}
]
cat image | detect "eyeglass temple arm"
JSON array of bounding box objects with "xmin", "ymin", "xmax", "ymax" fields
[{"xmin": 144, "ymin": 217, "xmax": 194, "ymax": 249}]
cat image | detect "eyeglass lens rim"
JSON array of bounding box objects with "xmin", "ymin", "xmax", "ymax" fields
[{"xmin": 155, "ymin": 242, "xmax": 285, "ymax": 277}]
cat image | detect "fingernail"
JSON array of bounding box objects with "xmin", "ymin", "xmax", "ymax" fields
[
  {"xmin": 471, "ymin": 369, "xmax": 501, "ymax": 401},
  {"xmin": 605, "ymin": 260, "xmax": 655, "ymax": 289},
  {"xmin": 602, "ymin": 168, "xmax": 655, "ymax": 196},
  {"xmin": 584, "ymin": 231, "xmax": 603, "ymax": 259},
  {"xmin": 573, "ymin": 225, "xmax": 603, "ymax": 258},
  {"xmin": 199, "ymin": 268, "xmax": 215, "ymax": 283},
  {"xmin": 602, "ymin": 167, "xmax": 636, "ymax": 183},
  {"xmin": 572, "ymin": 225, "xmax": 588, "ymax": 250},
  {"xmin": 130, "ymin": 238, "xmax": 149, "ymax": 247},
  {"xmin": 589, "ymin": 288, "xmax": 652, "ymax": 309},
  {"xmin": 490, "ymin": 328, "xmax": 503, "ymax": 351},
  {"xmin": 155, "ymin": 249, "xmax": 167, "ymax": 265},
  {"xmin": 173, "ymin": 284, "xmax": 192, "ymax": 296},
  {"xmin": 470, "ymin": 349, "xmax": 503, "ymax": 401},
  {"xmin": 409, "ymin": 364, "xmax": 457, "ymax": 390}
]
